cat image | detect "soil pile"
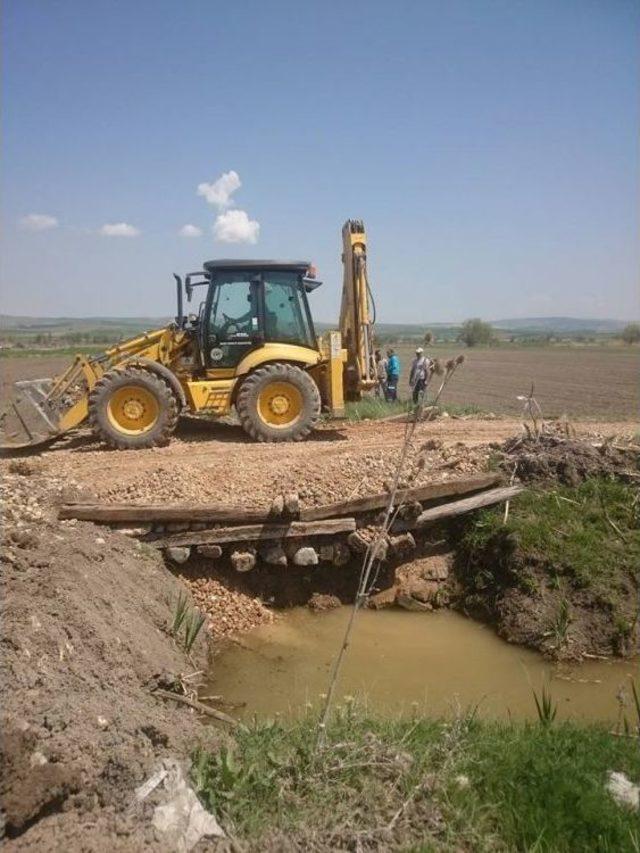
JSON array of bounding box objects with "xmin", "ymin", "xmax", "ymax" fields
[
  {"xmin": 0, "ymin": 465, "xmax": 213, "ymax": 849},
  {"xmin": 501, "ymin": 432, "xmax": 640, "ymax": 486}
]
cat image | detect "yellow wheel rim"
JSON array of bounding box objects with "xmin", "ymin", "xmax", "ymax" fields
[
  {"xmin": 106, "ymin": 385, "xmax": 160, "ymax": 435},
  {"xmin": 257, "ymin": 381, "xmax": 303, "ymax": 428}
]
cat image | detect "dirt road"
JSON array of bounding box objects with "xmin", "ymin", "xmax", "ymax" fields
[{"xmin": 19, "ymin": 415, "xmax": 638, "ymax": 509}]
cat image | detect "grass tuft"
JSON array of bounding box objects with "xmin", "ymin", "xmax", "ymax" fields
[
  {"xmin": 171, "ymin": 591, "xmax": 189, "ymax": 635},
  {"xmin": 170, "ymin": 590, "xmax": 205, "ymax": 653},
  {"xmin": 344, "ymin": 398, "xmax": 409, "ymax": 421},
  {"xmin": 184, "ymin": 609, "xmax": 206, "ymax": 653},
  {"xmin": 533, "ymin": 685, "xmax": 558, "ymax": 727}
]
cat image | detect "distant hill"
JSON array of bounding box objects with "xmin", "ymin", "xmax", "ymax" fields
[
  {"xmin": 1, "ymin": 314, "xmax": 634, "ymax": 337},
  {"xmin": 491, "ymin": 317, "xmax": 629, "ymax": 333},
  {"xmin": 0, "ymin": 315, "xmax": 168, "ymax": 331}
]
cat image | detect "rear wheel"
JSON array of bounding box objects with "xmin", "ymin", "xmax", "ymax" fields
[
  {"xmin": 88, "ymin": 367, "xmax": 179, "ymax": 449},
  {"xmin": 236, "ymin": 363, "xmax": 320, "ymax": 442}
]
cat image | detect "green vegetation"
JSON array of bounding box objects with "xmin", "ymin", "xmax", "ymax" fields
[
  {"xmin": 184, "ymin": 609, "xmax": 206, "ymax": 653},
  {"xmin": 170, "ymin": 591, "xmax": 205, "ymax": 653},
  {"xmin": 192, "ymin": 706, "xmax": 640, "ymax": 851},
  {"xmin": 457, "ymin": 317, "xmax": 495, "ymax": 347},
  {"xmin": 621, "ymin": 323, "xmax": 640, "ymax": 345},
  {"xmin": 457, "ymin": 479, "xmax": 639, "ymax": 657},
  {"xmin": 533, "ymin": 685, "xmax": 558, "ymax": 726},
  {"xmin": 344, "ymin": 398, "xmax": 410, "ymax": 421},
  {"xmin": 0, "ymin": 345, "xmax": 106, "ymax": 358},
  {"xmin": 344, "ymin": 398, "xmax": 485, "ymax": 422},
  {"xmin": 171, "ymin": 591, "xmax": 190, "ymax": 635},
  {"xmin": 461, "ymin": 479, "xmax": 640, "ymax": 593}
]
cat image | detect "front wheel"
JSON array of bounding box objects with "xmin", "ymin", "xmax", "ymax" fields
[
  {"xmin": 88, "ymin": 367, "xmax": 179, "ymax": 449},
  {"xmin": 236, "ymin": 364, "xmax": 321, "ymax": 442}
]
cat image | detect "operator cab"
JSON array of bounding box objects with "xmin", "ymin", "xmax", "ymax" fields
[{"xmin": 178, "ymin": 261, "xmax": 321, "ymax": 369}]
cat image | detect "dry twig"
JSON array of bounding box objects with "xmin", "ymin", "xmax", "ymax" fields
[{"xmin": 152, "ymin": 688, "xmax": 246, "ymax": 729}]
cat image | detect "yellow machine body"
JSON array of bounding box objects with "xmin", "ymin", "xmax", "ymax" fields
[{"xmin": 1, "ymin": 220, "xmax": 375, "ymax": 449}]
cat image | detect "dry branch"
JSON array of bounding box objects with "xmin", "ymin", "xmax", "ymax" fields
[{"xmin": 151, "ymin": 688, "xmax": 246, "ymax": 729}]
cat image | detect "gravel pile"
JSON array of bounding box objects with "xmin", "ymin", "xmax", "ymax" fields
[
  {"xmin": 94, "ymin": 441, "xmax": 491, "ymax": 508},
  {"xmin": 179, "ymin": 575, "xmax": 274, "ymax": 639}
]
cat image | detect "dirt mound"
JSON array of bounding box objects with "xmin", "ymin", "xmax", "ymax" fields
[
  {"xmin": 454, "ymin": 480, "xmax": 639, "ymax": 660},
  {"xmin": 501, "ymin": 433, "xmax": 640, "ymax": 486},
  {"xmin": 0, "ymin": 467, "xmax": 212, "ymax": 849}
]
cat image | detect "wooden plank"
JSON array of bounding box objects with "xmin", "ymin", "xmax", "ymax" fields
[
  {"xmin": 414, "ymin": 486, "xmax": 523, "ymax": 526},
  {"xmin": 299, "ymin": 473, "xmax": 501, "ymax": 521},
  {"xmin": 58, "ymin": 503, "xmax": 278, "ymax": 524},
  {"xmin": 150, "ymin": 517, "xmax": 357, "ymax": 548}
]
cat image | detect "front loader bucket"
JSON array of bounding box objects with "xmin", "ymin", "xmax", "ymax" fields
[{"xmin": 0, "ymin": 379, "xmax": 62, "ymax": 450}]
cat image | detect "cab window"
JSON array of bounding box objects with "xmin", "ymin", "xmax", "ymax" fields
[
  {"xmin": 208, "ymin": 275, "xmax": 256, "ymax": 342},
  {"xmin": 263, "ymin": 273, "xmax": 314, "ymax": 347}
]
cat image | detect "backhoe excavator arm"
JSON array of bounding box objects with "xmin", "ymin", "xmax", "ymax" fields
[{"xmin": 339, "ymin": 219, "xmax": 377, "ymax": 399}]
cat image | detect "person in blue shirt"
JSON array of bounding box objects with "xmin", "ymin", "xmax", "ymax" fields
[{"xmin": 385, "ymin": 348, "xmax": 400, "ymax": 401}]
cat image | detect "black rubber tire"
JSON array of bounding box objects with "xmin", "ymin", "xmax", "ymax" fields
[
  {"xmin": 236, "ymin": 363, "xmax": 321, "ymax": 443},
  {"xmin": 88, "ymin": 367, "xmax": 179, "ymax": 449}
]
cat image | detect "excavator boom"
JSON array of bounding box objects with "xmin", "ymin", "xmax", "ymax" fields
[{"xmin": 339, "ymin": 220, "xmax": 377, "ymax": 399}]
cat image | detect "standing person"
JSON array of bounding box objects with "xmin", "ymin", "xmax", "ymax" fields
[
  {"xmin": 409, "ymin": 346, "xmax": 432, "ymax": 404},
  {"xmin": 385, "ymin": 348, "xmax": 400, "ymax": 401},
  {"xmin": 374, "ymin": 349, "xmax": 387, "ymax": 398}
]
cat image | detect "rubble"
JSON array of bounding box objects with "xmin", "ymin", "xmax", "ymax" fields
[
  {"xmin": 180, "ymin": 575, "xmax": 273, "ymax": 638},
  {"xmin": 231, "ymin": 550, "xmax": 257, "ymax": 572}
]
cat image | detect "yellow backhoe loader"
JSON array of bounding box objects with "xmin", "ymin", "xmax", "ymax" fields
[{"xmin": 1, "ymin": 220, "xmax": 377, "ymax": 450}]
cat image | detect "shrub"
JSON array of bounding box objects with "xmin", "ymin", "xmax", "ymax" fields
[{"xmin": 457, "ymin": 318, "xmax": 495, "ymax": 347}]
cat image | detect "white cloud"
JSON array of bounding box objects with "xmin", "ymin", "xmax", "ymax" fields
[
  {"xmin": 19, "ymin": 213, "xmax": 59, "ymax": 231},
  {"xmin": 179, "ymin": 223, "xmax": 203, "ymax": 238},
  {"xmin": 213, "ymin": 209, "xmax": 260, "ymax": 244},
  {"xmin": 99, "ymin": 222, "xmax": 140, "ymax": 237},
  {"xmin": 197, "ymin": 170, "xmax": 241, "ymax": 209}
]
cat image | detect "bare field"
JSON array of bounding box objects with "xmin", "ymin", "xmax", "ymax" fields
[
  {"xmin": 1, "ymin": 345, "xmax": 638, "ymax": 420},
  {"xmin": 394, "ymin": 344, "xmax": 639, "ymax": 419},
  {"xmin": 0, "ymin": 354, "xmax": 71, "ymax": 403}
]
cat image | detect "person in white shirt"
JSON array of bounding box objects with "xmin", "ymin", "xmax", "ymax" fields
[{"xmin": 409, "ymin": 346, "xmax": 432, "ymax": 404}]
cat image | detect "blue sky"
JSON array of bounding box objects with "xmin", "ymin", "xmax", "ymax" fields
[{"xmin": 2, "ymin": 0, "xmax": 638, "ymax": 322}]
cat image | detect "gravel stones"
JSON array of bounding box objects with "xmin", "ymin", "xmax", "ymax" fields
[
  {"xmin": 293, "ymin": 547, "xmax": 319, "ymax": 566},
  {"xmin": 196, "ymin": 544, "xmax": 223, "ymax": 560},
  {"xmin": 166, "ymin": 546, "xmax": 191, "ymax": 564},
  {"xmin": 230, "ymin": 550, "xmax": 256, "ymax": 572}
]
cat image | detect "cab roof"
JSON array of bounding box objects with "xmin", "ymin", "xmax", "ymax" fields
[
  {"xmin": 203, "ymin": 260, "xmax": 310, "ymax": 274},
  {"xmin": 202, "ymin": 260, "xmax": 321, "ymax": 291}
]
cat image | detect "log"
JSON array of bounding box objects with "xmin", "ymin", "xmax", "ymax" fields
[
  {"xmin": 414, "ymin": 486, "xmax": 523, "ymax": 526},
  {"xmin": 299, "ymin": 473, "xmax": 501, "ymax": 521},
  {"xmin": 58, "ymin": 503, "xmax": 281, "ymax": 524},
  {"xmin": 150, "ymin": 517, "xmax": 357, "ymax": 548}
]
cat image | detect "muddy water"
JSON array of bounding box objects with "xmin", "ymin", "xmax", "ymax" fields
[{"xmin": 208, "ymin": 609, "xmax": 638, "ymax": 723}]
